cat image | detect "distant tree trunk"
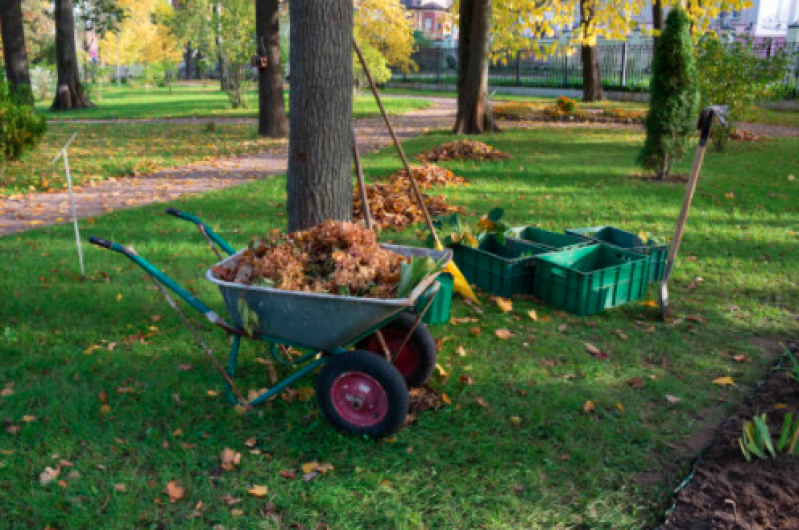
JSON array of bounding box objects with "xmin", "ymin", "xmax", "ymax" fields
[
  {"xmin": 580, "ymin": 0, "xmax": 603, "ymax": 102},
  {"xmin": 184, "ymin": 42, "xmax": 194, "ymax": 80},
  {"xmin": 256, "ymin": 0, "xmax": 287, "ymax": 137},
  {"xmin": 286, "ymin": 0, "xmax": 352, "ymax": 231},
  {"xmin": 1, "ymin": 0, "xmax": 32, "ymax": 97},
  {"xmin": 214, "ymin": 1, "xmax": 230, "ymax": 90},
  {"xmin": 652, "ymin": 0, "xmax": 664, "ymax": 49},
  {"xmin": 51, "ymin": 0, "xmax": 93, "ymax": 110},
  {"xmin": 453, "ymin": 0, "xmax": 497, "ymax": 135}
]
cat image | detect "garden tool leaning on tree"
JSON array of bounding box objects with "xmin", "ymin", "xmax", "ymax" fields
[
  {"xmin": 658, "ymin": 105, "xmax": 728, "ymax": 321},
  {"xmin": 352, "ymin": 37, "xmax": 478, "ymax": 302}
]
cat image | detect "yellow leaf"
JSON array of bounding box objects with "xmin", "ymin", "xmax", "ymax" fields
[
  {"xmin": 207, "ymin": 390, "xmax": 219, "ymax": 397},
  {"xmin": 301, "ymin": 461, "xmax": 319, "ymax": 474},
  {"xmin": 774, "ymin": 403, "xmax": 788, "ymax": 409},
  {"xmin": 246, "ymin": 485, "xmax": 269, "ymax": 498},
  {"xmin": 528, "ymin": 309, "xmax": 538, "ymax": 322},
  {"xmin": 638, "ymin": 230, "xmax": 648, "ymax": 244},
  {"xmin": 116, "ymin": 294, "xmax": 123, "ymax": 302},
  {"xmin": 441, "ymin": 393, "xmax": 451, "ymax": 405},
  {"xmin": 615, "ymin": 402, "xmax": 625, "ymax": 412},
  {"xmin": 495, "ymin": 298, "xmax": 513, "ymax": 313},
  {"xmin": 583, "ymin": 400, "xmax": 595, "ymax": 413},
  {"xmin": 456, "ymin": 346, "xmax": 467, "ymax": 357},
  {"xmin": 712, "ymin": 376, "xmax": 734, "ymax": 386},
  {"xmin": 510, "ymin": 416, "xmax": 521, "ymax": 425}
]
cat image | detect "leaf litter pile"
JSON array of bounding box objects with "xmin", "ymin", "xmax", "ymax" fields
[
  {"xmin": 353, "ymin": 165, "xmax": 464, "ymax": 231},
  {"xmin": 417, "ymin": 140, "xmax": 510, "ymax": 162},
  {"xmin": 211, "ymin": 221, "xmax": 405, "ymax": 298}
]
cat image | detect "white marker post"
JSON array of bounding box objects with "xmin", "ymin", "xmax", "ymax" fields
[{"xmin": 52, "ymin": 132, "xmax": 85, "ymax": 277}]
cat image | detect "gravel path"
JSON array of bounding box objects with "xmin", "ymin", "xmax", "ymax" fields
[{"xmin": 0, "ymin": 98, "xmax": 456, "ymax": 237}]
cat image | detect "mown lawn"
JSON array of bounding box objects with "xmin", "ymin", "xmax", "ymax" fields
[
  {"xmin": 35, "ymin": 84, "xmax": 433, "ymax": 121},
  {"xmin": 1, "ymin": 126, "xmax": 797, "ymax": 528},
  {"xmin": 0, "ymin": 122, "xmax": 285, "ymax": 196}
]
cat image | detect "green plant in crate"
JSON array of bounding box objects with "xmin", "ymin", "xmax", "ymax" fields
[
  {"xmin": 739, "ymin": 414, "xmax": 776, "ymax": 461},
  {"xmin": 432, "ymin": 208, "xmax": 509, "ymax": 248}
]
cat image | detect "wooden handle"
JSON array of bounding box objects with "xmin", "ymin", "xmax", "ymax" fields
[
  {"xmin": 666, "ymin": 144, "xmax": 706, "ymax": 266},
  {"xmin": 351, "ymin": 121, "xmax": 373, "ymax": 230}
]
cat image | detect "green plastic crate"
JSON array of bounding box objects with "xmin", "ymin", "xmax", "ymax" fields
[
  {"xmin": 533, "ymin": 244, "xmax": 649, "ymax": 315},
  {"xmin": 451, "ymin": 235, "xmax": 549, "ymax": 298},
  {"xmin": 565, "ymin": 226, "xmax": 668, "ymax": 283},
  {"xmin": 510, "ymin": 226, "xmax": 591, "ymax": 250},
  {"xmin": 417, "ymin": 273, "xmax": 453, "ymax": 325}
]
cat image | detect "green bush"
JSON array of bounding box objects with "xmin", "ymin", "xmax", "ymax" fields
[
  {"xmin": 0, "ymin": 78, "xmax": 47, "ymax": 161},
  {"xmin": 696, "ymin": 36, "xmax": 789, "ymax": 151},
  {"xmin": 638, "ymin": 7, "xmax": 698, "ymax": 180}
]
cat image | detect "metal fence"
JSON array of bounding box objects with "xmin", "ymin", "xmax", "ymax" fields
[{"xmin": 392, "ymin": 42, "xmax": 799, "ymax": 98}]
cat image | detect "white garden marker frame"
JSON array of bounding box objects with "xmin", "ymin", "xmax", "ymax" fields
[{"xmin": 52, "ymin": 132, "xmax": 84, "ymax": 276}]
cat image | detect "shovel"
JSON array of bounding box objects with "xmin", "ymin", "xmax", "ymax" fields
[{"xmin": 658, "ymin": 105, "xmax": 728, "ymax": 321}]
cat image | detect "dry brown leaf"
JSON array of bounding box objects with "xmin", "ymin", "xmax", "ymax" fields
[
  {"xmin": 584, "ymin": 342, "xmax": 609, "ymax": 359},
  {"xmin": 731, "ymin": 355, "xmax": 750, "ymax": 363},
  {"xmin": 665, "ymin": 394, "xmax": 683, "ymax": 403},
  {"xmin": 39, "ymin": 467, "xmax": 60, "ymax": 486},
  {"xmin": 458, "ymin": 374, "xmax": 474, "ymax": 386},
  {"xmin": 509, "ymin": 416, "xmax": 522, "ymax": 425},
  {"xmin": 165, "ymin": 481, "xmax": 185, "ymax": 503},
  {"xmin": 495, "ymin": 329, "xmax": 514, "ymax": 340},
  {"xmin": 528, "ymin": 309, "xmax": 538, "ymax": 322},
  {"xmin": 469, "ymin": 327, "xmax": 481, "ymax": 337},
  {"xmin": 247, "ymin": 485, "xmax": 269, "ymax": 498},
  {"xmin": 279, "ymin": 469, "xmax": 297, "ymax": 479},
  {"xmin": 475, "ymin": 396, "xmax": 488, "ymax": 407},
  {"xmin": 244, "ymin": 436, "xmax": 257, "ymax": 448},
  {"xmin": 583, "ymin": 400, "xmax": 596, "ymax": 413},
  {"xmin": 456, "ymin": 346, "xmax": 467, "ymax": 357},
  {"xmin": 495, "ymin": 298, "xmax": 513, "ymax": 313},
  {"xmin": 627, "ymin": 377, "xmax": 643, "ymax": 389},
  {"xmin": 220, "ymin": 448, "xmax": 242, "ymax": 471}
]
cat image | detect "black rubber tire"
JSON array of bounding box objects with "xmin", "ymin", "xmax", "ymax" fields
[
  {"xmin": 316, "ymin": 350, "xmax": 409, "ymax": 438},
  {"xmin": 356, "ymin": 312, "xmax": 438, "ymax": 388}
]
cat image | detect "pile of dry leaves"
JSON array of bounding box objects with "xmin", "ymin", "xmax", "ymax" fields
[
  {"xmin": 388, "ymin": 164, "xmax": 466, "ymax": 189},
  {"xmin": 729, "ymin": 128, "xmax": 760, "ymax": 142},
  {"xmin": 353, "ymin": 180, "xmax": 462, "ymax": 231},
  {"xmin": 417, "ymin": 140, "xmax": 510, "ymax": 162},
  {"xmin": 210, "ymin": 221, "xmax": 404, "ymax": 298}
]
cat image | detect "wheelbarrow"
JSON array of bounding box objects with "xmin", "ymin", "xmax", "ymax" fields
[{"xmin": 89, "ymin": 209, "xmax": 451, "ymax": 437}]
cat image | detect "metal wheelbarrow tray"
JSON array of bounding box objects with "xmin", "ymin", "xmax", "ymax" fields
[{"xmin": 90, "ymin": 209, "xmax": 451, "ymax": 438}]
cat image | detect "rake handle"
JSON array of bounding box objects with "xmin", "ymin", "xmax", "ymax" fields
[{"xmin": 352, "ymin": 37, "xmax": 441, "ymax": 249}]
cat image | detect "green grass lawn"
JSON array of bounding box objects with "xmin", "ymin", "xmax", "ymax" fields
[
  {"xmin": 1, "ymin": 127, "xmax": 798, "ymax": 528},
  {"xmin": 0, "ymin": 122, "xmax": 285, "ymax": 196},
  {"xmin": 36, "ymin": 83, "xmax": 433, "ymax": 121}
]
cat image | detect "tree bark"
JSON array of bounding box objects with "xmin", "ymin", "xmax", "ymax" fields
[
  {"xmin": 652, "ymin": 0, "xmax": 664, "ymax": 49},
  {"xmin": 580, "ymin": 0, "xmax": 603, "ymax": 102},
  {"xmin": 256, "ymin": 0, "xmax": 287, "ymax": 137},
  {"xmin": 453, "ymin": 0, "xmax": 497, "ymax": 135},
  {"xmin": 1, "ymin": 0, "xmax": 32, "ymax": 96},
  {"xmin": 213, "ymin": 1, "xmax": 230, "ymax": 90},
  {"xmin": 51, "ymin": 0, "xmax": 93, "ymax": 110},
  {"xmin": 184, "ymin": 42, "xmax": 194, "ymax": 80},
  {"xmin": 286, "ymin": 0, "xmax": 352, "ymax": 232}
]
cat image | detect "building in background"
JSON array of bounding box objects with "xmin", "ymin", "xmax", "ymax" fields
[{"xmin": 401, "ymin": 0, "xmax": 456, "ymax": 44}]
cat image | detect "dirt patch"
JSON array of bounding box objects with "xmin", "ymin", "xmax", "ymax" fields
[{"xmin": 661, "ymin": 341, "xmax": 799, "ymax": 530}]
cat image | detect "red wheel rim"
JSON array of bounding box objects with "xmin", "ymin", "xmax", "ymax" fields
[
  {"xmin": 330, "ymin": 371, "xmax": 389, "ymax": 427},
  {"xmin": 366, "ymin": 329, "xmax": 421, "ymax": 378}
]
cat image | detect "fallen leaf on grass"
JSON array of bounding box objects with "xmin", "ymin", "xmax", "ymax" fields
[
  {"xmin": 584, "ymin": 342, "xmax": 609, "ymax": 359},
  {"xmin": 297, "ymin": 387, "xmax": 315, "ymax": 402},
  {"xmin": 732, "ymin": 355, "xmax": 750, "ymax": 363},
  {"xmin": 528, "ymin": 309, "xmax": 538, "ymax": 322},
  {"xmin": 509, "ymin": 416, "xmax": 522, "ymax": 425},
  {"xmin": 206, "ymin": 390, "xmax": 219, "ymax": 397},
  {"xmin": 627, "ymin": 377, "xmax": 643, "ymax": 389},
  {"xmin": 21, "ymin": 415, "xmax": 36, "ymax": 423},
  {"xmin": 220, "ymin": 448, "xmax": 241, "ymax": 471},
  {"xmin": 475, "ymin": 397, "xmax": 488, "ymax": 407},
  {"xmin": 279, "ymin": 469, "xmax": 297, "ymax": 479},
  {"xmin": 713, "ymin": 376, "xmax": 735, "ymax": 386},
  {"xmin": 456, "ymin": 346, "xmax": 467, "ymax": 357},
  {"xmin": 469, "ymin": 327, "xmax": 481, "ymax": 337},
  {"xmin": 435, "ymin": 363, "xmax": 449, "ymax": 383},
  {"xmin": 247, "ymin": 485, "xmax": 269, "ymax": 498},
  {"xmin": 219, "ymin": 493, "xmax": 241, "ymax": 505},
  {"xmin": 1, "ymin": 387, "xmax": 14, "ymax": 397},
  {"xmin": 774, "ymin": 403, "xmax": 788, "ymax": 410},
  {"xmin": 450, "ymin": 317, "xmax": 478, "ymax": 324},
  {"xmin": 441, "ymin": 393, "xmax": 452, "ymax": 405},
  {"xmin": 615, "ymin": 402, "xmax": 625, "ymax": 412},
  {"xmin": 458, "ymin": 374, "xmax": 474, "ymax": 386},
  {"xmin": 113, "ymin": 484, "xmax": 126, "ymax": 492},
  {"xmin": 686, "ymin": 315, "xmax": 708, "ymax": 324},
  {"xmin": 40, "ymin": 467, "xmax": 61, "ymax": 486},
  {"xmin": 583, "ymin": 401, "xmax": 596, "ymax": 413},
  {"xmin": 495, "ymin": 329, "xmax": 514, "ymax": 340},
  {"xmin": 178, "ymin": 364, "xmax": 194, "ymax": 371},
  {"xmin": 641, "ymin": 300, "xmax": 658, "ymax": 309},
  {"xmin": 165, "ymin": 481, "xmax": 185, "ymax": 503},
  {"xmin": 558, "ymin": 324, "xmax": 568, "ymax": 333},
  {"xmin": 495, "ymin": 298, "xmax": 513, "ymax": 312},
  {"xmin": 244, "ymin": 436, "xmax": 257, "ymax": 448}
]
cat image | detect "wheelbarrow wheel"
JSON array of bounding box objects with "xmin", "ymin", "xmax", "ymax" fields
[
  {"xmin": 356, "ymin": 312, "xmax": 437, "ymax": 388},
  {"xmin": 316, "ymin": 350, "xmax": 409, "ymax": 438}
]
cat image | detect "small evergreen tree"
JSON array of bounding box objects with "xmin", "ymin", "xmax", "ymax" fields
[
  {"xmin": 0, "ymin": 76, "xmax": 47, "ymax": 160},
  {"xmin": 638, "ymin": 7, "xmax": 698, "ymax": 180}
]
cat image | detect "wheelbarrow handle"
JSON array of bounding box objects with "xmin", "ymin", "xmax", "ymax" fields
[
  {"xmin": 164, "ymin": 208, "xmax": 236, "ymax": 257},
  {"xmin": 89, "ymin": 235, "xmax": 219, "ymax": 320}
]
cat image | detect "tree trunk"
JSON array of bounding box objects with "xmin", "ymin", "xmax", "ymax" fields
[
  {"xmin": 256, "ymin": 0, "xmax": 287, "ymax": 138},
  {"xmin": 1, "ymin": 0, "xmax": 32, "ymax": 97},
  {"xmin": 184, "ymin": 42, "xmax": 194, "ymax": 80},
  {"xmin": 652, "ymin": 0, "xmax": 664, "ymax": 49},
  {"xmin": 286, "ymin": 0, "xmax": 352, "ymax": 232},
  {"xmin": 51, "ymin": 0, "xmax": 93, "ymax": 110},
  {"xmin": 579, "ymin": 0, "xmax": 603, "ymax": 102},
  {"xmin": 453, "ymin": 0, "xmax": 497, "ymax": 135},
  {"xmin": 214, "ymin": 1, "xmax": 230, "ymax": 90}
]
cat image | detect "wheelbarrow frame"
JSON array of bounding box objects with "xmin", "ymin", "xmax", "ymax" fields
[{"xmin": 89, "ymin": 210, "xmax": 446, "ymax": 419}]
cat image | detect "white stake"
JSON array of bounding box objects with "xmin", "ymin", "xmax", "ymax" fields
[{"xmin": 52, "ymin": 133, "xmax": 85, "ymax": 277}]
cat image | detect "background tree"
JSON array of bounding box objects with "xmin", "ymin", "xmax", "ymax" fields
[
  {"xmin": 287, "ymin": 0, "xmax": 352, "ymax": 231},
  {"xmin": 1, "ymin": 0, "xmax": 31, "ymax": 96},
  {"xmin": 255, "ymin": 0, "xmax": 286, "ymax": 137},
  {"xmin": 52, "ymin": 0, "xmax": 93, "ymax": 109},
  {"xmin": 354, "ymin": 0, "xmax": 416, "ymax": 88},
  {"xmin": 216, "ymin": 0, "xmax": 252, "ymax": 108},
  {"xmin": 579, "ymin": 0, "xmax": 602, "ymax": 102},
  {"xmin": 638, "ymin": 7, "xmax": 698, "ymax": 181},
  {"xmin": 166, "ymin": 0, "xmax": 211, "ymax": 80},
  {"xmin": 212, "ymin": 1, "xmax": 229, "ymax": 90},
  {"xmin": 453, "ymin": 0, "xmax": 496, "ymax": 134}
]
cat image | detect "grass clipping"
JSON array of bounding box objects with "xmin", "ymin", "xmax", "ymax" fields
[
  {"xmin": 417, "ymin": 140, "xmax": 510, "ymax": 162},
  {"xmin": 211, "ymin": 221, "xmax": 406, "ymax": 298},
  {"xmin": 353, "ymin": 164, "xmax": 464, "ymax": 231}
]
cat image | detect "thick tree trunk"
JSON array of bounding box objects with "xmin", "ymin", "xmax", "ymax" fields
[
  {"xmin": 51, "ymin": 0, "xmax": 93, "ymax": 110},
  {"xmin": 579, "ymin": 0, "xmax": 603, "ymax": 102},
  {"xmin": 1, "ymin": 0, "xmax": 32, "ymax": 97},
  {"xmin": 286, "ymin": 0, "xmax": 352, "ymax": 232},
  {"xmin": 256, "ymin": 0, "xmax": 287, "ymax": 138},
  {"xmin": 453, "ymin": 0, "xmax": 497, "ymax": 135},
  {"xmin": 652, "ymin": 0, "xmax": 664, "ymax": 49},
  {"xmin": 214, "ymin": 1, "xmax": 230, "ymax": 90},
  {"xmin": 184, "ymin": 42, "xmax": 194, "ymax": 80}
]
